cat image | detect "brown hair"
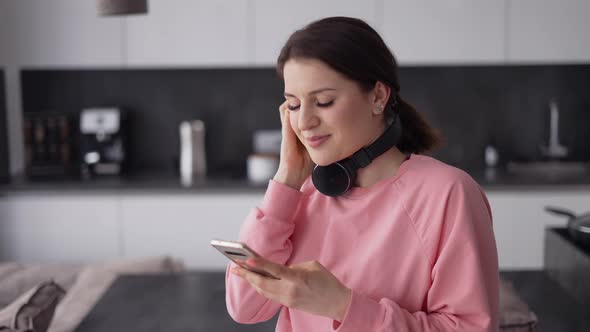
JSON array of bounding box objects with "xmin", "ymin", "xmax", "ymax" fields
[{"xmin": 276, "ymin": 16, "xmax": 441, "ymax": 154}]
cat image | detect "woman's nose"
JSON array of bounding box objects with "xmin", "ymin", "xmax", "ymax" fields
[{"xmin": 297, "ymin": 105, "xmax": 319, "ymax": 131}]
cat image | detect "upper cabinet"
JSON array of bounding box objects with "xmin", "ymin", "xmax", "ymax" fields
[
  {"xmin": 382, "ymin": 0, "xmax": 506, "ymax": 65},
  {"xmin": 508, "ymin": 0, "xmax": 590, "ymax": 63},
  {"xmin": 124, "ymin": 0, "xmax": 249, "ymax": 67},
  {"xmin": 0, "ymin": 0, "xmax": 124, "ymax": 67},
  {"xmin": 253, "ymin": 0, "xmax": 378, "ymax": 66},
  {"xmin": 0, "ymin": 2, "xmax": 11, "ymax": 64},
  {"xmin": 2, "ymin": 0, "xmax": 589, "ymax": 69}
]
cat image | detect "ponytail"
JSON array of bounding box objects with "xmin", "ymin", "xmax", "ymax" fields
[{"xmin": 389, "ymin": 96, "xmax": 441, "ymax": 154}]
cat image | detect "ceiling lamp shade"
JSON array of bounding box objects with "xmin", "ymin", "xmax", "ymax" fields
[{"xmin": 97, "ymin": 0, "xmax": 148, "ymax": 16}]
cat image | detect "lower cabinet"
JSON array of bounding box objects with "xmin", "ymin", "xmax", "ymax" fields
[
  {"xmin": 119, "ymin": 194, "xmax": 263, "ymax": 269},
  {"xmin": 0, "ymin": 194, "xmax": 120, "ymax": 263},
  {"xmin": 1, "ymin": 189, "xmax": 588, "ymax": 269},
  {"xmin": 486, "ymin": 190, "xmax": 590, "ymax": 269}
]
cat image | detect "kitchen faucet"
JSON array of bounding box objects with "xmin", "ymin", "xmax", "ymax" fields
[{"xmin": 540, "ymin": 98, "xmax": 568, "ymax": 159}]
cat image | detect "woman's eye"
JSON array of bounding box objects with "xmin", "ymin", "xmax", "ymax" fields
[{"xmin": 287, "ymin": 100, "xmax": 333, "ymax": 111}]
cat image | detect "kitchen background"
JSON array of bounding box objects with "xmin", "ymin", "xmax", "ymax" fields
[
  {"xmin": 1, "ymin": 1, "xmax": 590, "ymax": 272},
  {"xmin": 16, "ymin": 65, "xmax": 590, "ymax": 179}
]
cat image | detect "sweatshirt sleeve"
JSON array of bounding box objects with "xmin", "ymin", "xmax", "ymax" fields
[
  {"xmin": 225, "ymin": 179, "xmax": 304, "ymax": 324},
  {"xmin": 333, "ymin": 174, "xmax": 500, "ymax": 332}
]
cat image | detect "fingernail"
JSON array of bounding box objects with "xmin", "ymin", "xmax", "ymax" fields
[{"xmin": 245, "ymin": 259, "xmax": 257, "ymax": 266}]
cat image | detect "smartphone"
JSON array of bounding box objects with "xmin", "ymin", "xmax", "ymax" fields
[{"xmin": 210, "ymin": 239, "xmax": 279, "ymax": 279}]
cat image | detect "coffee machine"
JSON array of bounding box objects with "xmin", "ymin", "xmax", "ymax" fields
[{"xmin": 79, "ymin": 107, "xmax": 127, "ymax": 178}]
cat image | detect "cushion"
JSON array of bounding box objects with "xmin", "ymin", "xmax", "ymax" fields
[
  {"xmin": 499, "ymin": 278, "xmax": 538, "ymax": 331},
  {"xmin": 0, "ymin": 281, "xmax": 65, "ymax": 332}
]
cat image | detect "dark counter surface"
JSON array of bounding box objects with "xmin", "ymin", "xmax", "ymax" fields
[
  {"xmin": 73, "ymin": 270, "xmax": 590, "ymax": 332},
  {"xmin": 0, "ymin": 172, "xmax": 268, "ymax": 195},
  {"xmin": 501, "ymin": 270, "xmax": 590, "ymax": 332},
  {"xmin": 1, "ymin": 167, "xmax": 590, "ymax": 195},
  {"xmin": 74, "ymin": 271, "xmax": 278, "ymax": 332}
]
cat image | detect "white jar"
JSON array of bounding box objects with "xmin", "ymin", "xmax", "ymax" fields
[
  {"xmin": 247, "ymin": 154, "xmax": 279, "ymax": 184},
  {"xmin": 485, "ymin": 144, "xmax": 499, "ymax": 168}
]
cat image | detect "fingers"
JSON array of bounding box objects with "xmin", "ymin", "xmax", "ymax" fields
[
  {"xmin": 279, "ymin": 100, "xmax": 296, "ymax": 131},
  {"xmin": 279, "ymin": 100, "xmax": 290, "ymax": 112},
  {"xmin": 232, "ymin": 266, "xmax": 282, "ymax": 298},
  {"xmin": 290, "ymin": 260, "xmax": 322, "ymax": 270},
  {"xmin": 279, "ymin": 101, "xmax": 290, "ymax": 125},
  {"xmin": 247, "ymin": 257, "xmax": 288, "ymax": 279}
]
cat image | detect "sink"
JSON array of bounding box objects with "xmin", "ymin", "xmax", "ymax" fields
[{"xmin": 506, "ymin": 161, "xmax": 590, "ymax": 177}]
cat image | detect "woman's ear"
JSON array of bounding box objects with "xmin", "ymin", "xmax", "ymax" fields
[{"xmin": 371, "ymin": 81, "xmax": 391, "ymax": 115}]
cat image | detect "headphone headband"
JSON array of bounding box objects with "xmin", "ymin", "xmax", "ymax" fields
[{"xmin": 350, "ymin": 113, "xmax": 401, "ymax": 169}]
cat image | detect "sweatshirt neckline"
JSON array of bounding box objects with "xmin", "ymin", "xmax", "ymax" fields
[{"xmin": 340, "ymin": 153, "xmax": 414, "ymax": 199}]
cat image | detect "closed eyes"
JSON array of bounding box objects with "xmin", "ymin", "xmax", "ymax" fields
[{"xmin": 288, "ymin": 100, "xmax": 334, "ymax": 111}]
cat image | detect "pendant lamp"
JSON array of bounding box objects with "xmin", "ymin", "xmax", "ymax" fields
[{"xmin": 98, "ymin": 0, "xmax": 148, "ymax": 16}]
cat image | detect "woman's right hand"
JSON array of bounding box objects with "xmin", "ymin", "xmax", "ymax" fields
[{"xmin": 273, "ymin": 101, "xmax": 314, "ymax": 190}]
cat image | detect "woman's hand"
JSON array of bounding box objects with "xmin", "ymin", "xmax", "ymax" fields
[
  {"xmin": 231, "ymin": 257, "xmax": 352, "ymax": 322},
  {"xmin": 273, "ymin": 101, "xmax": 314, "ymax": 190}
]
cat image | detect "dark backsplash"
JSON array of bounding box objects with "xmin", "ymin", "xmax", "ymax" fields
[
  {"xmin": 398, "ymin": 65, "xmax": 590, "ymax": 170},
  {"xmin": 20, "ymin": 65, "xmax": 590, "ymax": 178},
  {"xmin": 22, "ymin": 68, "xmax": 284, "ymax": 177},
  {"xmin": 0, "ymin": 69, "xmax": 9, "ymax": 182}
]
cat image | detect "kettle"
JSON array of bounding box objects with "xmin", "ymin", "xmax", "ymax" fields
[{"xmin": 179, "ymin": 120, "xmax": 206, "ymax": 186}]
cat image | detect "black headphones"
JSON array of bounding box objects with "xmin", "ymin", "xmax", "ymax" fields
[{"xmin": 311, "ymin": 103, "xmax": 403, "ymax": 197}]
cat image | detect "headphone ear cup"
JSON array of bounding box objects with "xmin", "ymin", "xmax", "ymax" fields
[
  {"xmin": 311, "ymin": 114, "xmax": 401, "ymax": 197},
  {"xmin": 312, "ymin": 162, "xmax": 355, "ymax": 197}
]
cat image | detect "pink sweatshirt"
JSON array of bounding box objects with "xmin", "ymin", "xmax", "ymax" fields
[{"xmin": 226, "ymin": 154, "xmax": 499, "ymax": 331}]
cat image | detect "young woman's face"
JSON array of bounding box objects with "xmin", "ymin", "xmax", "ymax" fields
[{"xmin": 283, "ymin": 58, "xmax": 384, "ymax": 166}]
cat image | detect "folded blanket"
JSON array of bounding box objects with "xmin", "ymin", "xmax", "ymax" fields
[
  {"xmin": 0, "ymin": 281, "xmax": 65, "ymax": 332},
  {"xmin": 0, "ymin": 263, "xmax": 81, "ymax": 309}
]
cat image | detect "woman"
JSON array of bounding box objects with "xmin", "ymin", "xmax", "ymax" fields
[{"xmin": 226, "ymin": 16, "xmax": 499, "ymax": 331}]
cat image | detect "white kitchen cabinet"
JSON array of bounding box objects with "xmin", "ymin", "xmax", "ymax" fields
[
  {"xmin": 508, "ymin": 0, "xmax": 590, "ymax": 63},
  {"xmin": 0, "ymin": 189, "xmax": 588, "ymax": 269},
  {"xmin": 124, "ymin": 0, "xmax": 249, "ymax": 66},
  {"xmin": 253, "ymin": 0, "xmax": 378, "ymax": 66},
  {"xmin": 486, "ymin": 190, "xmax": 590, "ymax": 269},
  {"xmin": 382, "ymin": 0, "xmax": 506, "ymax": 64},
  {"xmin": 0, "ymin": 195, "xmax": 120, "ymax": 263},
  {"xmin": 119, "ymin": 194, "xmax": 263, "ymax": 269},
  {"xmin": 0, "ymin": 0, "xmax": 124, "ymax": 67}
]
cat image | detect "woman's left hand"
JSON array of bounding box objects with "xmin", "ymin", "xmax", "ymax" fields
[{"xmin": 231, "ymin": 257, "xmax": 352, "ymax": 322}]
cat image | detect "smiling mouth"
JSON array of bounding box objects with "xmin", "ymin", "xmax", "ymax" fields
[{"xmin": 305, "ymin": 135, "xmax": 330, "ymax": 148}]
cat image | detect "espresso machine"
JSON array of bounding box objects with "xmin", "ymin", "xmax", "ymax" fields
[{"xmin": 79, "ymin": 107, "xmax": 127, "ymax": 178}]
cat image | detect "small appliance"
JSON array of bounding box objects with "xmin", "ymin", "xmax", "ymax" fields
[{"xmin": 79, "ymin": 107, "xmax": 127, "ymax": 178}]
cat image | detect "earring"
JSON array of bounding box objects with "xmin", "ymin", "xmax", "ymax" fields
[{"xmin": 376, "ymin": 105, "xmax": 384, "ymax": 114}]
